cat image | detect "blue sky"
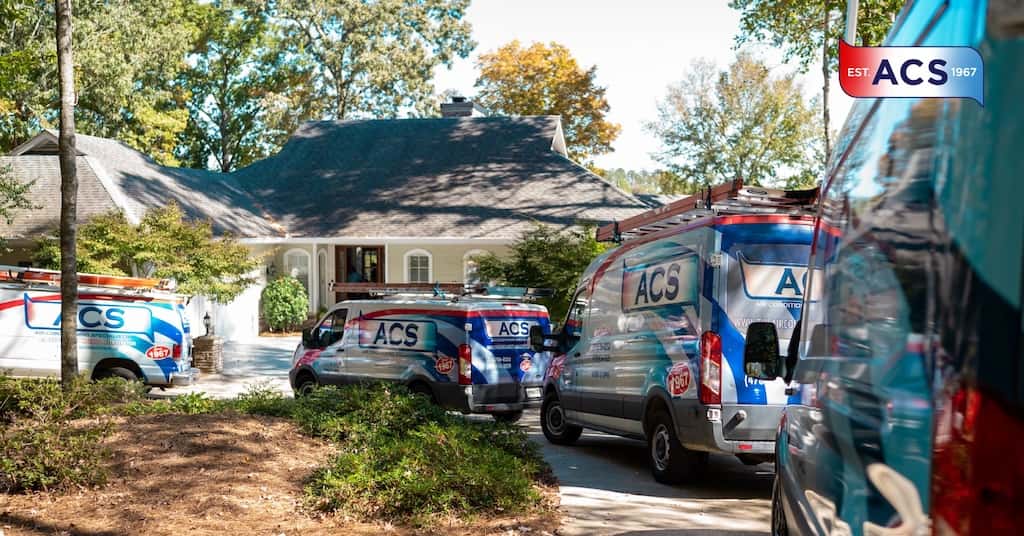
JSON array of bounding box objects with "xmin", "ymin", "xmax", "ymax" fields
[{"xmin": 433, "ymin": 0, "xmax": 854, "ymax": 171}]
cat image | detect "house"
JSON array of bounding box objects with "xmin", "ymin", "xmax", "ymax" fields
[{"xmin": 0, "ymin": 101, "xmax": 648, "ymax": 340}]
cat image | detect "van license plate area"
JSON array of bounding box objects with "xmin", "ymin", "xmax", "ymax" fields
[{"xmin": 526, "ymin": 387, "xmax": 541, "ymax": 399}]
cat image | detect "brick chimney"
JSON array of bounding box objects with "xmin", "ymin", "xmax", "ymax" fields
[{"xmin": 441, "ymin": 96, "xmax": 488, "ymax": 118}]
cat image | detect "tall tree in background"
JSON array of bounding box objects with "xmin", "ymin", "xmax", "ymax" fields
[
  {"xmin": 275, "ymin": 0, "xmax": 474, "ymax": 120},
  {"xmin": 474, "ymin": 41, "xmax": 620, "ymax": 167},
  {"xmin": 177, "ymin": 1, "xmax": 312, "ymax": 172},
  {"xmin": 0, "ymin": 0, "xmax": 200, "ymax": 162},
  {"xmin": 646, "ymin": 54, "xmax": 822, "ymax": 191},
  {"xmin": 730, "ymin": 0, "xmax": 902, "ymax": 164},
  {"xmin": 55, "ymin": 0, "xmax": 78, "ymax": 387}
]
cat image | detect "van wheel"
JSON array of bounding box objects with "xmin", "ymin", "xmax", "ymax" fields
[
  {"xmin": 492, "ymin": 410, "xmax": 523, "ymax": 424},
  {"xmin": 94, "ymin": 366, "xmax": 140, "ymax": 382},
  {"xmin": 541, "ymin": 394, "xmax": 582, "ymax": 445},
  {"xmin": 771, "ymin": 476, "xmax": 789, "ymax": 536},
  {"xmin": 647, "ymin": 409, "xmax": 706, "ymax": 484},
  {"xmin": 295, "ymin": 376, "xmax": 317, "ymax": 397}
]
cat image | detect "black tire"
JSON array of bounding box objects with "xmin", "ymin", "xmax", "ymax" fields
[
  {"xmin": 647, "ymin": 408, "xmax": 707, "ymax": 484},
  {"xmin": 492, "ymin": 410, "xmax": 524, "ymax": 424},
  {"xmin": 294, "ymin": 375, "xmax": 317, "ymax": 397},
  {"xmin": 94, "ymin": 366, "xmax": 140, "ymax": 382},
  {"xmin": 408, "ymin": 382, "xmax": 436, "ymax": 404},
  {"xmin": 771, "ymin": 475, "xmax": 789, "ymax": 536},
  {"xmin": 541, "ymin": 393, "xmax": 582, "ymax": 445}
]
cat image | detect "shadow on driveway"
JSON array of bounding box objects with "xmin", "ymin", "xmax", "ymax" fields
[{"xmin": 519, "ymin": 410, "xmax": 772, "ymax": 536}]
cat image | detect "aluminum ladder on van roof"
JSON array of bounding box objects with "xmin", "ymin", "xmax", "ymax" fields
[
  {"xmin": 332, "ymin": 282, "xmax": 553, "ymax": 301},
  {"xmin": 597, "ymin": 178, "xmax": 820, "ymax": 243},
  {"xmin": 0, "ymin": 264, "xmax": 177, "ymax": 293}
]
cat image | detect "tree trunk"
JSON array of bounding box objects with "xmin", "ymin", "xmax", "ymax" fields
[
  {"xmin": 822, "ymin": 5, "xmax": 831, "ymax": 167},
  {"xmin": 56, "ymin": 0, "xmax": 79, "ymax": 388}
]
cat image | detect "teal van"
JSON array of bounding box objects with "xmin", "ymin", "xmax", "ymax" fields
[{"xmin": 743, "ymin": 1, "xmax": 1024, "ymax": 534}]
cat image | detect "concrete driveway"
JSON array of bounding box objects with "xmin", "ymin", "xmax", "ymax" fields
[
  {"xmin": 156, "ymin": 336, "xmax": 297, "ymax": 399},
  {"xmin": 522, "ymin": 410, "xmax": 773, "ymax": 536}
]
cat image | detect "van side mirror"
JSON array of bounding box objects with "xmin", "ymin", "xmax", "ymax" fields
[
  {"xmin": 744, "ymin": 322, "xmax": 785, "ymax": 380},
  {"xmin": 529, "ymin": 325, "xmax": 560, "ymax": 352},
  {"xmin": 302, "ymin": 327, "xmax": 317, "ymax": 348}
]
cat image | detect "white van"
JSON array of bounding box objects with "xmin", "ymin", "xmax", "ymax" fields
[
  {"xmin": 289, "ymin": 293, "xmax": 552, "ymax": 422},
  {"xmin": 530, "ymin": 181, "xmax": 819, "ymax": 482},
  {"xmin": 0, "ymin": 265, "xmax": 198, "ymax": 386}
]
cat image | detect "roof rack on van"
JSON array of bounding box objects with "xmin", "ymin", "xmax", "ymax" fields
[
  {"xmin": 0, "ymin": 264, "xmax": 177, "ymax": 293},
  {"xmin": 332, "ymin": 282, "xmax": 553, "ymax": 301},
  {"xmin": 596, "ymin": 178, "xmax": 819, "ymax": 242}
]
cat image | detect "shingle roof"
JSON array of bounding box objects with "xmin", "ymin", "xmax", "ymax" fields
[
  {"xmin": 0, "ymin": 155, "xmax": 118, "ymax": 239},
  {"xmin": 232, "ymin": 117, "xmax": 647, "ymax": 238},
  {"xmin": 5, "ymin": 131, "xmax": 278, "ymax": 237},
  {"xmin": 4, "ymin": 117, "xmax": 648, "ymax": 240}
]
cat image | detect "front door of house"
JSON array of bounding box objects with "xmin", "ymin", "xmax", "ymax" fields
[{"xmin": 335, "ymin": 246, "xmax": 385, "ymax": 301}]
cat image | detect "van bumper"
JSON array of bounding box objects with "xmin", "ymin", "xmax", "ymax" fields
[
  {"xmin": 170, "ymin": 367, "xmax": 200, "ymax": 386},
  {"xmin": 672, "ymin": 400, "xmax": 778, "ymax": 455},
  {"xmin": 434, "ymin": 383, "xmax": 543, "ymax": 413}
]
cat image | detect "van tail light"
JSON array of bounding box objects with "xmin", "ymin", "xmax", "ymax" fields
[
  {"xmin": 458, "ymin": 343, "xmax": 473, "ymax": 385},
  {"xmin": 932, "ymin": 383, "xmax": 1024, "ymax": 535},
  {"xmin": 699, "ymin": 331, "xmax": 722, "ymax": 405},
  {"xmin": 172, "ymin": 343, "xmax": 182, "ymax": 360}
]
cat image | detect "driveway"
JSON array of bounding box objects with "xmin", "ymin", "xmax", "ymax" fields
[
  {"xmin": 155, "ymin": 336, "xmax": 297, "ymax": 399},
  {"xmin": 522, "ymin": 410, "xmax": 773, "ymax": 536},
  {"xmin": 170, "ymin": 345, "xmax": 772, "ymax": 535}
]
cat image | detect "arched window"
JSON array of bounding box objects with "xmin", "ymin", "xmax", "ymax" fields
[
  {"xmin": 404, "ymin": 249, "xmax": 432, "ymax": 283},
  {"xmin": 463, "ymin": 249, "xmax": 489, "ymax": 285},
  {"xmin": 283, "ymin": 248, "xmax": 311, "ymax": 291}
]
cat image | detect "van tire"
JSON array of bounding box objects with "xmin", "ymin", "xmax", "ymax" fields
[
  {"xmin": 295, "ymin": 375, "xmax": 317, "ymax": 397},
  {"xmin": 541, "ymin": 393, "xmax": 582, "ymax": 445},
  {"xmin": 647, "ymin": 409, "xmax": 706, "ymax": 484},
  {"xmin": 492, "ymin": 410, "xmax": 523, "ymax": 424},
  {"xmin": 94, "ymin": 366, "xmax": 140, "ymax": 383}
]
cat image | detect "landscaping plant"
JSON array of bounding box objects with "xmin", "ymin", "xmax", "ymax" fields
[{"xmin": 260, "ymin": 276, "xmax": 309, "ymax": 332}]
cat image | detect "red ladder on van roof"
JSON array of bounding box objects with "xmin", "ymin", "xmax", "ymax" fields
[
  {"xmin": 597, "ymin": 179, "xmax": 820, "ymax": 242},
  {"xmin": 0, "ymin": 264, "xmax": 176, "ymax": 292}
]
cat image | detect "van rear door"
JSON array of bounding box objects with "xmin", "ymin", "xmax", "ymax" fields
[
  {"xmin": 472, "ymin": 306, "xmax": 551, "ymax": 398},
  {"xmin": 717, "ymin": 222, "xmax": 816, "ymax": 440}
]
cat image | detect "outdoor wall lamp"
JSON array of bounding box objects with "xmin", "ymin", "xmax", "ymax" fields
[{"xmin": 203, "ymin": 312, "xmax": 212, "ymax": 336}]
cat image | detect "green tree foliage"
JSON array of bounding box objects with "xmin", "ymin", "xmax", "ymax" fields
[
  {"xmin": 474, "ymin": 41, "xmax": 621, "ymax": 167},
  {"xmin": 260, "ymin": 276, "xmax": 308, "ymax": 332},
  {"xmin": 0, "ymin": 163, "xmax": 35, "ymax": 231},
  {"xmin": 729, "ymin": 0, "xmax": 903, "ymax": 159},
  {"xmin": 603, "ymin": 168, "xmax": 686, "ymax": 195},
  {"xmin": 274, "ymin": 0, "xmax": 474, "ymax": 120},
  {"xmin": 1, "ymin": 0, "xmax": 474, "ymax": 167},
  {"xmin": 176, "ymin": 1, "xmax": 314, "ymax": 172},
  {"xmin": 646, "ymin": 54, "xmax": 823, "ymax": 191},
  {"xmin": 0, "ymin": 0, "xmax": 200, "ymax": 162},
  {"xmin": 473, "ymin": 223, "xmax": 607, "ymax": 321},
  {"xmin": 32, "ymin": 203, "xmax": 259, "ymax": 302}
]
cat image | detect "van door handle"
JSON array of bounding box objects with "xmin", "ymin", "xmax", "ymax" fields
[{"xmin": 574, "ymin": 352, "xmax": 581, "ymax": 357}]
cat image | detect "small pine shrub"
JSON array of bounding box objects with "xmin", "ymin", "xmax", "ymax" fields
[{"xmin": 261, "ymin": 276, "xmax": 309, "ymax": 332}]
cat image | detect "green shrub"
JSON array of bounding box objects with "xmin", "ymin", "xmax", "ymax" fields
[
  {"xmin": 0, "ymin": 377, "xmax": 132, "ymax": 492},
  {"xmin": 261, "ymin": 276, "xmax": 309, "ymax": 331},
  {"xmin": 286, "ymin": 384, "xmax": 545, "ymax": 520}
]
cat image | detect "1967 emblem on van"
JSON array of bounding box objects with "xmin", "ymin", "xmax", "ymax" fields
[
  {"xmin": 435, "ymin": 355, "xmax": 454, "ymax": 374},
  {"xmin": 667, "ymin": 361, "xmax": 692, "ymax": 396}
]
